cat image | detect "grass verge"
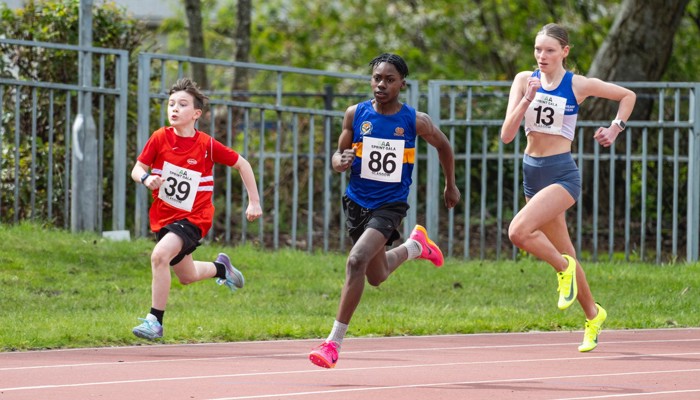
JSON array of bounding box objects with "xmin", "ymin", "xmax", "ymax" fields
[{"xmin": 0, "ymin": 222, "xmax": 697, "ymax": 351}]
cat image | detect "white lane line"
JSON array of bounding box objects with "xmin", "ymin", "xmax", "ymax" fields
[
  {"xmin": 1, "ymin": 328, "xmax": 698, "ymax": 355},
  {"xmin": 2, "ymin": 352, "xmax": 700, "ymax": 392},
  {"xmin": 554, "ymin": 388, "xmax": 700, "ymax": 399},
  {"xmin": 2, "ymin": 338, "xmax": 699, "ymax": 372},
  {"xmin": 204, "ymin": 368, "xmax": 700, "ymax": 400}
]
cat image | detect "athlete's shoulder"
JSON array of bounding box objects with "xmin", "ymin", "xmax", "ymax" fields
[
  {"xmin": 345, "ymin": 102, "xmax": 360, "ymax": 115},
  {"xmin": 194, "ymin": 129, "xmax": 213, "ymax": 142},
  {"xmin": 151, "ymin": 126, "xmax": 168, "ymax": 137},
  {"xmin": 516, "ymin": 70, "xmax": 535, "ymax": 79},
  {"xmin": 415, "ymin": 111, "xmax": 436, "ymax": 134}
]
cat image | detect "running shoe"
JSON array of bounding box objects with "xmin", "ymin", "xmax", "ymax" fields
[
  {"xmin": 309, "ymin": 341, "xmax": 339, "ymax": 369},
  {"xmin": 132, "ymin": 316, "xmax": 163, "ymax": 340},
  {"xmin": 557, "ymin": 254, "xmax": 578, "ymax": 310},
  {"xmin": 579, "ymin": 303, "xmax": 607, "ymax": 352},
  {"xmin": 409, "ymin": 225, "xmax": 444, "ymax": 267},
  {"xmin": 215, "ymin": 253, "xmax": 245, "ymax": 292}
]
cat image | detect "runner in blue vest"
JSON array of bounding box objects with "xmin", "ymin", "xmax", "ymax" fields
[
  {"xmin": 501, "ymin": 23, "xmax": 636, "ymax": 352},
  {"xmin": 309, "ymin": 53, "xmax": 461, "ymax": 368}
]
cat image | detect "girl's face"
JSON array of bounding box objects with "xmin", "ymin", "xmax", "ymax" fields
[
  {"xmin": 370, "ymin": 62, "xmax": 406, "ymax": 105},
  {"xmin": 533, "ymin": 34, "xmax": 569, "ymax": 73},
  {"xmin": 167, "ymin": 90, "xmax": 201, "ymax": 128}
]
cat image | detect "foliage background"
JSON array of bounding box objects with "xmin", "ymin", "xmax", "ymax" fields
[{"xmin": 159, "ymin": 0, "xmax": 699, "ymax": 83}]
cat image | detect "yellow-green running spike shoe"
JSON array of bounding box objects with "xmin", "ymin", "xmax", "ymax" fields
[
  {"xmin": 557, "ymin": 254, "xmax": 578, "ymax": 310},
  {"xmin": 579, "ymin": 303, "xmax": 607, "ymax": 352}
]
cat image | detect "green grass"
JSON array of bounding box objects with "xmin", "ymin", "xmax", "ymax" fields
[{"xmin": 0, "ymin": 222, "xmax": 698, "ymax": 351}]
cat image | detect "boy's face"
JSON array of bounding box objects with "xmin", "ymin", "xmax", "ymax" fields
[
  {"xmin": 370, "ymin": 62, "xmax": 406, "ymax": 105},
  {"xmin": 167, "ymin": 90, "xmax": 202, "ymax": 128}
]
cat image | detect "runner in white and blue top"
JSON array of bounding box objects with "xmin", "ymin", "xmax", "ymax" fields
[
  {"xmin": 500, "ymin": 23, "xmax": 636, "ymax": 354},
  {"xmin": 522, "ymin": 69, "xmax": 582, "ymax": 201}
]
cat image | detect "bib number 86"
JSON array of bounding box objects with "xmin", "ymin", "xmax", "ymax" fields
[{"xmin": 368, "ymin": 151, "xmax": 397, "ymax": 174}]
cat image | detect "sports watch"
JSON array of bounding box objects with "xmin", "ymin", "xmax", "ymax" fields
[
  {"xmin": 612, "ymin": 119, "xmax": 626, "ymax": 131},
  {"xmin": 140, "ymin": 172, "xmax": 150, "ymax": 184}
]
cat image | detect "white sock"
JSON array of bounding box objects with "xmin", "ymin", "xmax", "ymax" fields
[
  {"xmin": 327, "ymin": 320, "xmax": 348, "ymax": 348},
  {"xmin": 402, "ymin": 238, "xmax": 422, "ymax": 259}
]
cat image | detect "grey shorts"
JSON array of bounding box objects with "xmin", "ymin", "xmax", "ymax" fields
[{"xmin": 523, "ymin": 152, "xmax": 581, "ymax": 200}]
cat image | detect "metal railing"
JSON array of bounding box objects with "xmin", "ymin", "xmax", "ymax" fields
[
  {"xmin": 2, "ymin": 39, "xmax": 698, "ymax": 263},
  {"xmin": 426, "ymin": 80, "xmax": 699, "ymax": 263},
  {"xmin": 0, "ymin": 38, "xmax": 128, "ymax": 232}
]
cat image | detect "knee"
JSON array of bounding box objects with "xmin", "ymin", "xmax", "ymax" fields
[
  {"xmin": 346, "ymin": 253, "xmax": 368, "ymax": 279},
  {"xmin": 150, "ymin": 250, "xmax": 172, "ymax": 270},
  {"xmin": 508, "ymin": 223, "xmax": 528, "ymax": 248}
]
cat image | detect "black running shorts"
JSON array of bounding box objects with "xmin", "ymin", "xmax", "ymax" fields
[
  {"xmin": 342, "ymin": 194, "xmax": 409, "ymax": 246},
  {"xmin": 155, "ymin": 219, "xmax": 202, "ymax": 266}
]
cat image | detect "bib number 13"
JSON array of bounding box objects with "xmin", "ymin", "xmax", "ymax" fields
[{"xmin": 533, "ymin": 105, "xmax": 554, "ymax": 126}]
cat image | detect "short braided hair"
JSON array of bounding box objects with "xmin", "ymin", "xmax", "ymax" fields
[{"xmin": 368, "ymin": 53, "xmax": 409, "ymax": 78}]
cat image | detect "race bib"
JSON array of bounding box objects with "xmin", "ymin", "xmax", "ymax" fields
[
  {"xmin": 524, "ymin": 92, "xmax": 566, "ymax": 135},
  {"xmin": 360, "ymin": 136, "xmax": 404, "ymax": 183},
  {"xmin": 158, "ymin": 161, "xmax": 201, "ymax": 212}
]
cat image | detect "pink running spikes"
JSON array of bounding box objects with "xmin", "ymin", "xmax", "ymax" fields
[
  {"xmin": 309, "ymin": 341, "xmax": 339, "ymax": 369},
  {"xmin": 409, "ymin": 225, "xmax": 444, "ymax": 267}
]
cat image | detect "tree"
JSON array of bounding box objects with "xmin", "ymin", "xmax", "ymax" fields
[
  {"xmin": 231, "ymin": 0, "xmax": 250, "ymax": 101},
  {"xmin": 230, "ymin": 0, "xmax": 250, "ymax": 140},
  {"xmin": 184, "ymin": 0, "xmax": 208, "ymax": 89},
  {"xmin": 584, "ymin": 0, "xmax": 691, "ymax": 121}
]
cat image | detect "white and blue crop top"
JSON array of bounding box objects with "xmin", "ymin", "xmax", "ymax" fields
[{"xmin": 524, "ymin": 70, "xmax": 579, "ymax": 141}]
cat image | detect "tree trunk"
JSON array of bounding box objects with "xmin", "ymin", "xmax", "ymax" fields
[
  {"xmin": 232, "ymin": 0, "xmax": 251, "ymax": 102},
  {"xmin": 227, "ymin": 0, "xmax": 251, "ymax": 139},
  {"xmin": 184, "ymin": 0, "xmax": 207, "ymax": 89},
  {"xmin": 583, "ymin": 0, "xmax": 689, "ymax": 122},
  {"xmin": 578, "ymin": 0, "xmax": 689, "ymax": 230}
]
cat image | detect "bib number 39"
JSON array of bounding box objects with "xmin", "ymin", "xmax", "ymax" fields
[
  {"xmin": 360, "ymin": 136, "xmax": 404, "ymax": 183},
  {"xmin": 158, "ymin": 161, "xmax": 201, "ymax": 211}
]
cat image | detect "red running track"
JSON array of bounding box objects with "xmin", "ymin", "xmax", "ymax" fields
[{"xmin": 1, "ymin": 328, "xmax": 700, "ymax": 399}]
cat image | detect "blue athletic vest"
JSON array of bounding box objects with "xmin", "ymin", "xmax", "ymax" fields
[{"xmin": 345, "ymin": 100, "xmax": 417, "ymax": 209}]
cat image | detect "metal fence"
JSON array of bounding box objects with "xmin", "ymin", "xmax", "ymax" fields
[
  {"xmin": 426, "ymin": 80, "xmax": 699, "ymax": 264},
  {"xmin": 0, "ymin": 38, "xmax": 128, "ymax": 232},
  {"xmin": 134, "ymin": 52, "xmax": 422, "ymax": 253},
  {"xmin": 2, "ymin": 39, "xmax": 698, "ymax": 263}
]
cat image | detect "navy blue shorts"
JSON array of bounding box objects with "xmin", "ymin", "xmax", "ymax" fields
[
  {"xmin": 342, "ymin": 195, "xmax": 408, "ymax": 246},
  {"xmin": 155, "ymin": 219, "xmax": 202, "ymax": 266},
  {"xmin": 523, "ymin": 152, "xmax": 581, "ymax": 200}
]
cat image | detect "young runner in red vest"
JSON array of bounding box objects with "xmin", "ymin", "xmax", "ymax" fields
[{"xmin": 130, "ymin": 78, "xmax": 262, "ymax": 340}]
